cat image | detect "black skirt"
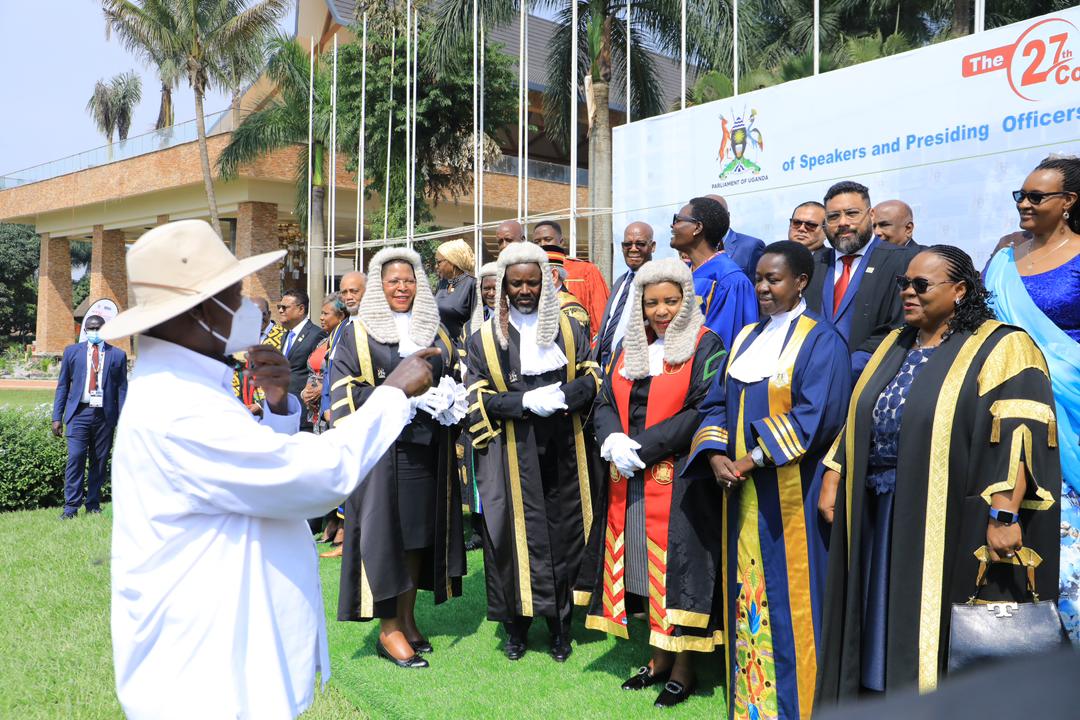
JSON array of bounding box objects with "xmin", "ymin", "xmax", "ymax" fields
[{"xmin": 397, "ymin": 442, "xmax": 437, "ymax": 551}]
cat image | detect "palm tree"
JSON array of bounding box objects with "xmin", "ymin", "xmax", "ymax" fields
[
  {"xmin": 112, "ymin": 70, "xmax": 144, "ymax": 141},
  {"xmin": 87, "ymin": 72, "xmax": 143, "ymax": 159},
  {"xmin": 87, "ymin": 80, "xmax": 119, "ymax": 155},
  {"xmin": 217, "ymin": 34, "xmax": 333, "ymax": 311},
  {"xmin": 102, "ymin": 0, "xmax": 288, "ymax": 237},
  {"xmin": 435, "ymin": 0, "xmax": 725, "ymax": 278}
]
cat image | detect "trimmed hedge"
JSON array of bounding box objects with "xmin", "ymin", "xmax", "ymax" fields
[{"xmin": 0, "ymin": 404, "xmax": 111, "ymax": 511}]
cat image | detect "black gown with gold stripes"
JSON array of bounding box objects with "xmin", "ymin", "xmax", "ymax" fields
[
  {"xmin": 464, "ymin": 314, "xmax": 600, "ymax": 624},
  {"xmin": 330, "ymin": 321, "xmax": 465, "ymax": 621},
  {"xmin": 815, "ymin": 321, "xmax": 1061, "ymax": 703}
]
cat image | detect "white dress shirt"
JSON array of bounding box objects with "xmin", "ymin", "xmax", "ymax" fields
[
  {"xmin": 110, "ymin": 335, "xmax": 411, "ymax": 720},
  {"xmin": 80, "ymin": 341, "xmax": 105, "ymax": 403},
  {"xmin": 832, "ymin": 246, "xmax": 867, "ymax": 283},
  {"xmin": 609, "ymin": 273, "xmax": 635, "ymax": 351},
  {"xmin": 284, "ymin": 317, "xmax": 310, "ymax": 355}
]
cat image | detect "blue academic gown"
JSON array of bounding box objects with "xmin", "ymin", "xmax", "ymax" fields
[
  {"xmin": 724, "ymin": 228, "xmax": 766, "ymax": 280},
  {"xmin": 683, "ymin": 310, "xmax": 850, "ymax": 720},
  {"xmin": 693, "ymin": 252, "xmax": 758, "ymax": 351}
]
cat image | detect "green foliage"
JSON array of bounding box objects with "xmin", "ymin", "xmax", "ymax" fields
[
  {"xmin": 0, "ymin": 405, "xmax": 72, "ymax": 512},
  {"xmin": 0, "ymin": 224, "xmax": 40, "ymax": 339},
  {"xmin": 86, "ymin": 70, "xmax": 143, "ymax": 143},
  {"xmin": 73, "ymin": 274, "xmax": 91, "ymax": 311}
]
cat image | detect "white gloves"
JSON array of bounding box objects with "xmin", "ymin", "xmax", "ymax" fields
[
  {"xmin": 600, "ymin": 432, "xmax": 646, "ymax": 478},
  {"xmin": 521, "ymin": 383, "xmax": 568, "ymax": 418},
  {"xmin": 411, "ymin": 376, "xmax": 469, "ymax": 426}
]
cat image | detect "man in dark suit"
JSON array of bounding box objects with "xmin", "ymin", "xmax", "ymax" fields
[
  {"xmin": 872, "ymin": 199, "xmax": 920, "ymax": 248},
  {"xmin": 706, "ymin": 194, "xmax": 766, "ymax": 280},
  {"xmin": 51, "ymin": 314, "xmax": 127, "ymax": 519},
  {"xmin": 594, "ymin": 220, "xmax": 655, "ymax": 371},
  {"xmin": 277, "ymin": 290, "xmax": 327, "ymax": 431},
  {"xmin": 804, "ymin": 181, "xmax": 919, "ymax": 380}
]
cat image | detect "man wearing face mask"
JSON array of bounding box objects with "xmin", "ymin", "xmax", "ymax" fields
[
  {"xmin": 100, "ymin": 220, "xmax": 438, "ymax": 720},
  {"xmin": 51, "ymin": 314, "xmax": 128, "ymax": 519}
]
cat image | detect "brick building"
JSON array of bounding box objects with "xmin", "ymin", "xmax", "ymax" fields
[{"xmin": 0, "ymin": 0, "xmax": 687, "ymax": 355}]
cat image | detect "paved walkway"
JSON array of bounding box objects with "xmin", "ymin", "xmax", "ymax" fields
[{"xmin": 0, "ymin": 379, "xmax": 57, "ymax": 389}]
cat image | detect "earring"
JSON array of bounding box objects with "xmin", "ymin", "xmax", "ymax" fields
[
  {"xmin": 1065, "ymin": 210, "xmax": 1071, "ymax": 220},
  {"xmin": 955, "ymin": 298, "xmax": 961, "ymax": 306}
]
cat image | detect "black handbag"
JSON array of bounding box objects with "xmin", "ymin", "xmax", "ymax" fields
[{"xmin": 948, "ymin": 546, "xmax": 1067, "ymax": 676}]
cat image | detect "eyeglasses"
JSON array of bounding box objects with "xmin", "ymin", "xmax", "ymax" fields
[
  {"xmin": 1012, "ymin": 190, "xmax": 1072, "ymax": 205},
  {"xmin": 621, "ymin": 240, "xmax": 651, "ymax": 249},
  {"xmin": 276, "ymin": 303, "xmax": 295, "ymax": 312},
  {"xmin": 672, "ymin": 213, "xmax": 700, "ymax": 226},
  {"xmin": 825, "ymin": 208, "xmax": 868, "ymax": 225},
  {"xmin": 789, "ymin": 218, "xmax": 821, "ymax": 231},
  {"xmin": 895, "ymin": 275, "xmax": 957, "ymax": 294},
  {"xmin": 382, "ymin": 278, "xmax": 417, "ymax": 288}
]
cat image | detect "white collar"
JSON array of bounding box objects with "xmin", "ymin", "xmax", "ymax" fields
[
  {"xmin": 727, "ymin": 299, "xmax": 807, "ymax": 384},
  {"xmin": 392, "ymin": 311, "xmax": 424, "ymax": 357},
  {"xmin": 288, "ymin": 318, "xmax": 309, "ymax": 335},
  {"xmin": 134, "ymin": 335, "xmax": 234, "ymax": 394},
  {"xmin": 510, "ymin": 306, "xmax": 568, "ymax": 375}
]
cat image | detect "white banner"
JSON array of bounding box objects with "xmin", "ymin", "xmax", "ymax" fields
[{"xmin": 612, "ymin": 9, "xmax": 1080, "ymax": 275}]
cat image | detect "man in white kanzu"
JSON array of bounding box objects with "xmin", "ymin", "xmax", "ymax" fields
[{"xmin": 100, "ymin": 220, "xmax": 437, "ymax": 719}]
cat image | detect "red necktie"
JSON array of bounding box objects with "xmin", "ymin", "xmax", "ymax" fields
[
  {"xmin": 833, "ymin": 255, "xmax": 856, "ymax": 314},
  {"xmin": 89, "ymin": 346, "xmax": 100, "ymax": 392}
]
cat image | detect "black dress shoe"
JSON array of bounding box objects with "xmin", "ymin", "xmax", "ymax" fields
[
  {"xmin": 621, "ymin": 666, "xmax": 670, "ymax": 691},
  {"xmin": 86, "ymin": 508, "xmax": 102, "ymax": 515},
  {"xmin": 60, "ymin": 512, "xmax": 76, "ymax": 520},
  {"xmin": 548, "ymin": 635, "xmax": 572, "ymax": 662},
  {"xmin": 504, "ymin": 637, "xmax": 527, "ymax": 661},
  {"xmin": 654, "ymin": 680, "xmax": 693, "ymax": 708},
  {"xmin": 409, "ymin": 638, "xmax": 433, "ymax": 654},
  {"xmin": 376, "ymin": 640, "xmax": 429, "ymax": 668},
  {"xmin": 464, "ymin": 534, "xmax": 483, "ymax": 551}
]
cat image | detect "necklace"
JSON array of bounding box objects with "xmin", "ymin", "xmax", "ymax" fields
[
  {"xmin": 915, "ymin": 331, "xmax": 944, "ymax": 349},
  {"xmin": 1023, "ymin": 235, "xmax": 1072, "ymax": 270}
]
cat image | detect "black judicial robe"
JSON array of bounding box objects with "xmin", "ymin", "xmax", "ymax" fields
[
  {"xmin": 465, "ymin": 314, "xmax": 600, "ymax": 621},
  {"xmin": 330, "ymin": 321, "xmax": 465, "ymax": 621},
  {"xmin": 435, "ymin": 274, "xmax": 477, "ymax": 345},
  {"xmin": 815, "ymin": 322, "xmax": 1061, "ymax": 702}
]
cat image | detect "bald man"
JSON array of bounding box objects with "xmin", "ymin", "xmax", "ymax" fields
[
  {"xmin": 872, "ymin": 200, "xmax": 918, "ymax": 248},
  {"xmin": 594, "ymin": 221, "xmax": 656, "ymax": 370},
  {"xmin": 705, "ymin": 194, "xmax": 765, "ymax": 279},
  {"xmin": 339, "ymin": 271, "xmax": 366, "ymax": 317},
  {"xmin": 496, "ymin": 220, "xmax": 526, "ymax": 251}
]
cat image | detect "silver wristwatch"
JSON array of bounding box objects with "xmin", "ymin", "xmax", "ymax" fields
[{"xmin": 750, "ymin": 446, "xmax": 766, "ymax": 468}]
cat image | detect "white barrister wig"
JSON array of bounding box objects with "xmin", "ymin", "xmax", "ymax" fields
[
  {"xmin": 469, "ymin": 261, "xmax": 500, "ymax": 334},
  {"xmin": 493, "ymin": 242, "xmax": 559, "ymax": 350},
  {"xmin": 620, "ymin": 257, "xmax": 705, "ymax": 380},
  {"xmin": 358, "ymin": 246, "xmax": 441, "ymax": 348}
]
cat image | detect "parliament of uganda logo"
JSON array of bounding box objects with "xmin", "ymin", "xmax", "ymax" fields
[{"xmin": 718, "ymin": 108, "xmax": 765, "ymax": 179}]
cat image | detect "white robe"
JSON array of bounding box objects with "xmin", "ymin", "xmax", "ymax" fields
[{"xmin": 110, "ymin": 336, "xmax": 411, "ymax": 719}]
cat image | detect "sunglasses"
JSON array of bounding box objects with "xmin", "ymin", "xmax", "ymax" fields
[
  {"xmin": 789, "ymin": 218, "xmax": 821, "ymax": 231},
  {"xmin": 895, "ymin": 275, "xmax": 957, "ymax": 294},
  {"xmin": 672, "ymin": 213, "xmax": 700, "ymax": 226},
  {"xmin": 1012, "ymin": 190, "xmax": 1072, "ymax": 205},
  {"xmin": 276, "ymin": 304, "xmax": 295, "ymax": 311}
]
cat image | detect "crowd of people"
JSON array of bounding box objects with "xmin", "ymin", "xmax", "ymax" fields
[{"xmin": 92, "ymin": 155, "xmax": 1078, "ymax": 719}]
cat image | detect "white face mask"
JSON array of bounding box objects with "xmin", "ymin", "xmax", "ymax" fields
[{"xmin": 194, "ymin": 296, "xmax": 263, "ymax": 354}]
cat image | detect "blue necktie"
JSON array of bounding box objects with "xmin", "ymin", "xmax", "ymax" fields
[
  {"xmin": 600, "ymin": 271, "xmax": 633, "ymax": 367},
  {"xmin": 284, "ymin": 330, "xmax": 296, "ymax": 356}
]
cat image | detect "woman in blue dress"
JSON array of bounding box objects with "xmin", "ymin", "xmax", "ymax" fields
[
  {"xmin": 984, "ymin": 155, "xmax": 1080, "ymax": 642},
  {"xmin": 683, "ymin": 241, "xmax": 851, "ymax": 720}
]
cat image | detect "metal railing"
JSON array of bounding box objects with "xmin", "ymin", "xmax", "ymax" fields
[
  {"xmin": 488, "ymin": 154, "xmax": 588, "ymax": 186},
  {"xmin": 0, "ymin": 109, "xmax": 230, "ymax": 190}
]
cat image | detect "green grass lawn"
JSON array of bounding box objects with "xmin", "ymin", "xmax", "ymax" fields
[
  {"xmin": 1, "ymin": 505, "xmax": 728, "ymax": 719},
  {"xmin": 0, "ymin": 388, "xmax": 54, "ymax": 409}
]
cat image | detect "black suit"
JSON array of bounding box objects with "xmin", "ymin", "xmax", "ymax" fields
[
  {"xmin": 283, "ymin": 319, "xmax": 327, "ymax": 430},
  {"xmin": 593, "ymin": 270, "xmax": 634, "ymax": 372},
  {"xmin": 804, "ymin": 239, "xmax": 918, "ymax": 361}
]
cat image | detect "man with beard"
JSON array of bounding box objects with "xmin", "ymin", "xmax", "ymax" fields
[
  {"xmin": 803, "ymin": 181, "xmax": 918, "ymax": 378},
  {"xmin": 339, "ymin": 270, "xmax": 367, "ymax": 317},
  {"xmin": 594, "ymin": 221, "xmax": 655, "ymax": 371},
  {"xmin": 788, "ymin": 201, "xmax": 828, "ymax": 251},
  {"xmin": 465, "ymin": 242, "xmax": 600, "ymax": 663}
]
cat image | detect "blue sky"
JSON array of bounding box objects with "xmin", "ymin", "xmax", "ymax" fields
[{"xmin": 0, "ymin": 1, "xmax": 296, "ymax": 176}]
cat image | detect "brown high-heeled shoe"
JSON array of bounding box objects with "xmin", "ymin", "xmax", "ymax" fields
[{"xmin": 319, "ymin": 545, "xmax": 343, "ymax": 559}]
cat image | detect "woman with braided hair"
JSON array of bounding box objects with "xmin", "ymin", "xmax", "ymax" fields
[
  {"xmin": 816, "ymin": 245, "xmax": 1062, "ymax": 702},
  {"xmin": 985, "ymin": 155, "xmax": 1080, "ymax": 642}
]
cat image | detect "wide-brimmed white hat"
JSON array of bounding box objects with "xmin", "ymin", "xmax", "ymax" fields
[{"xmin": 100, "ymin": 219, "xmax": 285, "ymax": 341}]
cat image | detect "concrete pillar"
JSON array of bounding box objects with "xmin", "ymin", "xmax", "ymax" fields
[
  {"xmin": 34, "ymin": 233, "xmax": 74, "ymax": 355},
  {"xmin": 90, "ymin": 225, "xmax": 130, "ymax": 353},
  {"xmin": 236, "ymin": 201, "xmax": 281, "ymax": 306}
]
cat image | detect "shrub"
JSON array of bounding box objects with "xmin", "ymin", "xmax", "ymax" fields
[{"xmin": 0, "ymin": 404, "xmax": 111, "ymax": 511}]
